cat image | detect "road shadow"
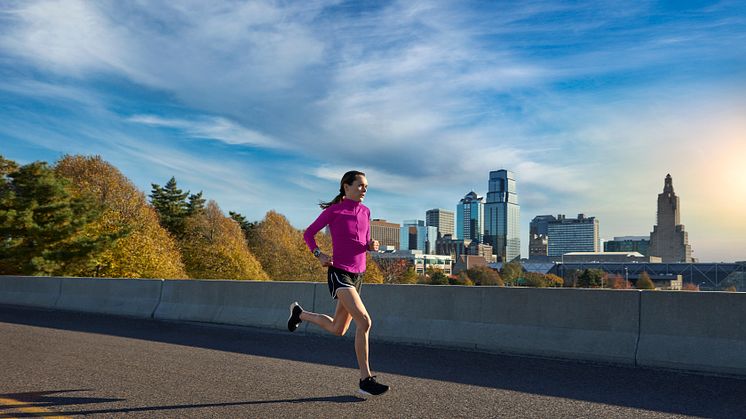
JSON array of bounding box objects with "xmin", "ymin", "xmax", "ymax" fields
[
  {"xmin": 0, "ymin": 389, "xmax": 364, "ymax": 417},
  {"xmin": 2, "ymin": 304, "xmax": 745, "ymax": 418}
]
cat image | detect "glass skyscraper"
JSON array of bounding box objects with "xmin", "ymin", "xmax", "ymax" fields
[
  {"xmin": 484, "ymin": 169, "xmax": 520, "ymax": 262},
  {"xmin": 456, "ymin": 192, "xmax": 484, "ymax": 242},
  {"xmin": 400, "ymin": 219, "xmax": 438, "ymax": 254}
]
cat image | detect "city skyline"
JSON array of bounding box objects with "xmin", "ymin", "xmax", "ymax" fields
[{"xmin": 1, "ymin": 1, "xmax": 744, "ymax": 262}]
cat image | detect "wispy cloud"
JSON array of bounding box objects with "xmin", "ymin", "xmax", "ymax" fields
[
  {"xmin": 1, "ymin": 0, "xmax": 745, "ymax": 260},
  {"xmin": 127, "ymin": 115, "xmax": 285, "ymax": 149}
]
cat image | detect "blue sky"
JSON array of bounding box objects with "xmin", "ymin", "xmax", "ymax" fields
[{"xmin": 1, "ymin": 1, "xmax": 745, "ymax": 262}]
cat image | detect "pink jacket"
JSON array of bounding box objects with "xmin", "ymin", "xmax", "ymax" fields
[{"xmin": 304, "ymin": 198, "xmax": 370, "ymax": 274}]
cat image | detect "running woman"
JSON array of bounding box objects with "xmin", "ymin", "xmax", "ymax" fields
[{"xmin": 287, "ymin": 170, "xmax": 389, "ymax": 396}]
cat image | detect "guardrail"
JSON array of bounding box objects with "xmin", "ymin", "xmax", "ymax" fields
[{"xmin": 1, "ymin": 276, "xmax": 744, "ymax": 377}]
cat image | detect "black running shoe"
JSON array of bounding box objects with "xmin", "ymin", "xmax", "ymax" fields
[
  {"xmin": 287, "ymin": 302, "xmax": 303, "ymax": 332},
  {"xmin": 359, "ymin": 376, "xmax": 389, "ymax": 396}
]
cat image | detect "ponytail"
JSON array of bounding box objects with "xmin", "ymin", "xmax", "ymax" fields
[
  {"xmin": 320, "ymin": 191, "xmax": 344, "ymax": 209},
  {"xmin": 319, "ymin": 170, "xmax": 365, "ymax": 209}
]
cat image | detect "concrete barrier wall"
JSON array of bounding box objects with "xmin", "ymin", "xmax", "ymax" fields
[
  {"xmin": 312, "ymin": 284, "xmax": 640, "ymax": 365},
  {"xmin": 0, "ymin": 276, "xmax": 62, "ymax": 309},
  {"xmin": 154, "ymin": 279, "xmax": 317, "ymax": 331},
  {"xmin": 637, "ymin": 291, "xmax": 746, "ymax": 376},
  {"xmin": 2, "ymin": 276, "xmax": 745, "ymax": 376},
  {"xmin": 56, "ymin": 277, "xmax": 164, "ymax": 318}
]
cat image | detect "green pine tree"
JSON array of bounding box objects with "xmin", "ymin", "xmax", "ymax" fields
[
  {"xmin": 578, "ymin": 269, "xmax": 605, "ymax": 288},
  {"xmin": 150, "ymin": 177, "xmax": 189, "ymax": 237},
  {"xmin": 0, "ymin": 161, "xmax": 119, "ymax": 275},
  {"xmin": 229, "ymin": 211, "xmax": 257, "ymax": 242},
  {"xmin": 187, "ymin": 191, "xmax": 206, "ymax": 216}
]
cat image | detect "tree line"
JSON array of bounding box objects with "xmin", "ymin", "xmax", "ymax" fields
[{"xmin": 0, "ymin": 154, "xmax": 384, "ymax": 282}]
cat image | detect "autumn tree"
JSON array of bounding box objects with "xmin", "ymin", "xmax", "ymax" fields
[
  {"xmin": 607, "ymin": 274, "xmax": 632, "ymax": 289},
  {"xmin": 247, "ymin": 210, "xmax": 329, "ymax": 281},
  {"xmin": 55, "ymin": 155, "xmax": 187, "ymax": 279},
  {"xmin": 397, "ymin": 266, "xmax": 419, "ymax": 284},
  {"xmin": 0, "ymin": 159, "xmax": 117, "ymax": 276},
  {"xmin": 682, "ymin": 282, "xmax": 699, "ymax": 291},
  {"xmin": 180, "ymin": 201, "xmax": 268, "ymax": 280},
  {"xmin": 364, "ymin": 252, "xmax": 384, "ymax": 283},
  {"xmin": 450, "ymin": 271, "xmax": 474, "ymax": 286},
  {"xmin": 374, "ymin": 257, "xmax": 408, "ymax": 284},
  {"xmin": 523, "ymin": 272, "xmax": 548, "ymax": 287},
  {"xmin": 544, "ymin": 273, "xmax": 564, "ymax": 287},
  {"xmin": 467, "ymin": 266, "xmax": 503, "ymax": 286},
  {"xmin": 636, "ymin": 271, "xmax": 655, "ymax": 290},
  {"xmin": 500, "ymin": 261, "xmax": 522, "ymax": 286},
  {"xmin": 0, "ymin": 155, "xmax": 18, "ymax": 179}
]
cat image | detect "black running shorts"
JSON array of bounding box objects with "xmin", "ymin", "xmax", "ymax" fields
[{"xmin": 327, "ymin": 265, "xmax": 364, "ymax": 300}]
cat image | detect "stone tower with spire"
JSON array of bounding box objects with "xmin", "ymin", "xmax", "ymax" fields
[{"xmin": 649, "ymin": 174, "xmax": 693, "ymax": 262}]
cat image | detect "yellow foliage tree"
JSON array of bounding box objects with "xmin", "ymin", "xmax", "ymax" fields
[
  {"xmin": 180, "ymin": 201, "xmax": 268, "ymax": 280},
  {"xmin": 364, "ymin": 252, "xmax": 384, "ymax": 284},
  {"xmin": 248, "ymin": 210, "xmax": 332, "ymax": 281},
  {"xmin": 54, "ymin": 155, "xmax": 187, "ymax": 279}
]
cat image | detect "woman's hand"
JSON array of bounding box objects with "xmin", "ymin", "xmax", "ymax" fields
[
  {"xmin": 368, "ymin": 239, "xmax": 379, "ymax": 251},
  {"xmin": 317, "ymin": 252, "xmax": 332, "ymax": 267}
]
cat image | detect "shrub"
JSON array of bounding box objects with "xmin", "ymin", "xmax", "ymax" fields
[{"xmin": 636, "ymin": 271, "xmax": 655, "ymax": 290}]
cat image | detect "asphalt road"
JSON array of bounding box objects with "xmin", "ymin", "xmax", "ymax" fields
[{"xmin": 1, "ymin": 305, "xmax": 745, "ymax": 418}]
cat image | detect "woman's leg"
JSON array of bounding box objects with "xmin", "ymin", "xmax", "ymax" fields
[
  {"xmin": 335, "ymin": 288, "xmax": 372, "ymax": 380},
  {"xmin": 300, "ymin": 300, "xmax": 354, "ymax": 336}
]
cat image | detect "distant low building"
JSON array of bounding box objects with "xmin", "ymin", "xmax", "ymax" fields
[
  {"xmin": 372, "ymin": 249, "xmax": 452, "ymax": 275},
  {"xmin": 562, "ymin": 252, "xmax": 661, "ymax": 263},
  {"xmin": 604, "ymin": 236, "xmax": 650, "ymax": 256},
  {"xmin": 453, "ymin": 255, "xmax": 488, "ymax": 274}
]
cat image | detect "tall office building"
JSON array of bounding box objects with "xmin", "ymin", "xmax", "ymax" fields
[
  {"xmin": 370, "ymin": 219, "xmax": 400, "ymax": 249},
  {"xmin": 484, "ymin": 170, "xmax": 520, "ymax": 262},
  {"xmin": 547, "ymin": 214, "xmax": 600, "ymax": 256},
  {"xmin": 426, "ymin": 208, "xmax": 455, "ymax": 239},
  {"xmin": 400, "ymin": 220, "xmax": 438, "ymax": 254},
  {"xmin": 529, "ymin": 215, "xmax": 557, "ymax": 257},
  {"xmin": 649, "ymin": 174, "xmax": 694, "ymax": 262},
  {"xmin": 456, "ymin": 192, "xmax": 484, "ymax": 242}
]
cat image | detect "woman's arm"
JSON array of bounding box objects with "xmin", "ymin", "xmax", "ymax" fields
[
  {"xmin": 303, "ymin": 206, "xmax": 333, "ymax": 252},
  {"xmin": 365, "ymin": 208, "xmax": 378, "ymax": 251}
]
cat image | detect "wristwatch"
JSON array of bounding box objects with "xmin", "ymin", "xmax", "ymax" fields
[{"xmin": 313, "ymin": 248, "xmax": 322, "ymax": 258}]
